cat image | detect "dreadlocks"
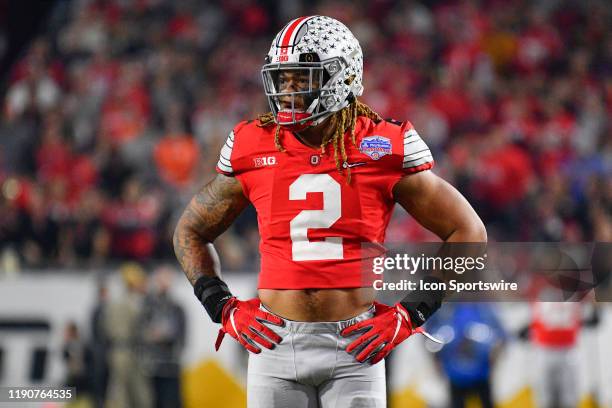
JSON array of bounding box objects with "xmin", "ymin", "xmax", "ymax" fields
[{"xmin": 257, "ymin": 100, "xmax": 382, "ymax": 183}]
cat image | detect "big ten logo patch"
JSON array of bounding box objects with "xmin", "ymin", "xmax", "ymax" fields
[{"xmin": 254, "ymin": 156, "xmax": 277, "ymax": 167}]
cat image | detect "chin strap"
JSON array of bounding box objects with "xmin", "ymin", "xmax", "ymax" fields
[
  {"xmin": 276, "ymin": 111, "xmax": 314, "ymax": 131},
  {"xmin": 275, "ymin": 95, "xmax": 349, "ymax": 132},
  {"xmin": 275, "ymin": 97, "xmax": 319, "ymax": 131}
]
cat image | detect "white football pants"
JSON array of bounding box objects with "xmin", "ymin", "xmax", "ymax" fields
[
  {"xmin": 247, "ymin": 306, "xmax": 386, "ymax": 408},
  {"xmin": 532, "ymin": 344, "xmax": 579, "ymax": 408}
]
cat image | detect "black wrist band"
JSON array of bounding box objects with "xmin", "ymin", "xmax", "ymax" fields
[
  {"xmin": 193, "ymin": 276, "xmax": 233, "ymax": 323},
  {"xmin": 400, "ymin": 275, "xmax": 445, "ymax": 327}
]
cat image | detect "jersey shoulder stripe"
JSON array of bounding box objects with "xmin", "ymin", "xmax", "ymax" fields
[
  {"xmin": 215, "ymin": 120, "xmax": 267, "ymax": 176},
  {"xmin": 403, "ymin": 127, "xmax": 433, "ymax": 171},
  {"xmin": 216, "ymin": 130, "xmax": 235, "ymax": 175}
]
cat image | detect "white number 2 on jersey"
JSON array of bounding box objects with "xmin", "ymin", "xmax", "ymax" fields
[{"xmin": 289, "ymin": 174, "xmax": 343, "ymax": 261}]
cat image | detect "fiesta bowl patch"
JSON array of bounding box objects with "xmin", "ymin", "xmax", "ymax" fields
[{"xmin": 359, "ymin": 136, "xmax": 392, "ymax": 160}]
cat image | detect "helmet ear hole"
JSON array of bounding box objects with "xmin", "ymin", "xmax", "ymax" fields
[{"xmin": 344, "ymin": 75, "xmax": 356, "ymax": 85}]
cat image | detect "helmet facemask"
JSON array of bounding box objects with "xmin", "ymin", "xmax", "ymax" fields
[{"xmin": 262, "ymin": 56, "xmax": 349, "ymax": 131}]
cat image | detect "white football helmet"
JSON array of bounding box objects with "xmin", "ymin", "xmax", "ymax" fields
[{"xmin": 261, "ymin": 15, "xmax": 364, "ymax": 130}]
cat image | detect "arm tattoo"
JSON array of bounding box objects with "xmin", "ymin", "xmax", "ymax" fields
[{"xmin": 173, "ymin": 174, "xmax": 249, "ymax": 285}]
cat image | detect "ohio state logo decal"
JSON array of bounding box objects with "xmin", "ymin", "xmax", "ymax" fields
[{"xmin": 359, "ymin": 136, "xmax": 392, "ymax": 160}]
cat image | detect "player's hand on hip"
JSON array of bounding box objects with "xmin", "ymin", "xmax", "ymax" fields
[
  {"xmin": 215, "ymin": 297, "xmax": 284, "ymax": 353},
  {"xmin": 341, "ymin": 301, "xmax": 420, "ymax": 364}
]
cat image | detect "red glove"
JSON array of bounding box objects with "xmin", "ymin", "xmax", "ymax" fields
[
  {"xmin": 341, "ymin": 301, "xmax": 440, "ymax": 364},
  {"xmin": 215, "ymin": 297, "xmax": 284, "ymax": 353}
]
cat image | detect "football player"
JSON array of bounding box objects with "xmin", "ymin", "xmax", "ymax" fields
[{"xmin": 174, "ymin": 15, "xmax": 486, "ymax": 407}]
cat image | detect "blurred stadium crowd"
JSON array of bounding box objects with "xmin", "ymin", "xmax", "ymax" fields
[{"xmin": 0, "ymin": 0, "xmax": 610, "ymax": 272}]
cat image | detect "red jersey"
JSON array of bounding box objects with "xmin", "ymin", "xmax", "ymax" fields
[
  {"xmin": 216, "ymin": 116, "xmax": 434, "ymax": 289},
  {"xmin": 531, "ymin": 302, "xmax": 581, "ymax": 348}
]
